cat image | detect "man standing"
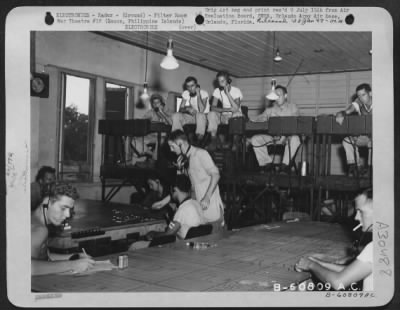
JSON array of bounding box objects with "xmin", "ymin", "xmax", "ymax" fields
[
  {"xmin": 145, "ymin": 174, "xmax": 205, "ymax": 240},
  {"xmin": 171, "ymin": 76, "xmax": 209, "ymax": 143},
  {"xmin": 335, "ymin": 83, "xmax": 372, "ymax": 177},
  {"xmin": 167, "ymin": 130, "xmax": 224, "ymax": 230},
  {"xmin": 207, "ymin": 71, "xmax": 243, "ymax": 151},
  {"xmin": 31, "ymin": 166, "xmax": 56, "ymax": 211},
  {"xmin": 31, "ymin": 183, "xmax": 95, "ymax": 275},
  {"xmin": 250, "ymin": 85, "xmax": 300, "ymax": 173}
]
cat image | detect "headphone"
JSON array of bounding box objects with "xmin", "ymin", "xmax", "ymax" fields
[
  {"xmin": 189, "ymin": 84, "xmax": 200, "ymax": 98},
  {"xmin": 177, "ymin": 144, "xmax": 191, "ymax": 173},
  {"xmin": 217, "ymin": 71, "xmax": 232, "ymax": 90}
]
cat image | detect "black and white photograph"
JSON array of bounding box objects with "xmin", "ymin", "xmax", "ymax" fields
[{"xmin": 4, "ymin": 6, "xmax": 395, "ymax": 307}]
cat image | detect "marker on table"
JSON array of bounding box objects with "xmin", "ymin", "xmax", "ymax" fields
[{"xmin": 353, "ymin": 223, "xmax": 362, "ymax": 231}]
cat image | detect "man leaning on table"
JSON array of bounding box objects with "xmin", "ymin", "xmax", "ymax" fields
[{"xmin": 31, "ymin": 183, "xmax": 94, "ymax": 275}]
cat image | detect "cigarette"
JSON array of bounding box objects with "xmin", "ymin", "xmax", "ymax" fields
[{"xmin": 353, "ymin": 223, "xmax": 362, "ymax": 231}]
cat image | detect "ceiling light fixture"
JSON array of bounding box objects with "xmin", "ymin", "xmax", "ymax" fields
[
  {"xmin": 140, "ymin": 31, "xmax": 150, "ymax": 101},
  {"xmin": 273, "ymin": 33, "xmax": 282, "ymax": 62},
  {"xmin": 274, "ymin": 48, "xmax": 282, "ymax": 62},
  {"xmin": 266, "ymin": 32, "xmax": 280, "ymax": 101},
  {"xmin": 160, "ymin": 38, "xmax": 179, "ymax": 70}
]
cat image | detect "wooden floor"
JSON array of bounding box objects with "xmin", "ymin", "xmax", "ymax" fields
[{"xmin": 32, "ymin": 221, "xmax": 352, "ymax": 292}]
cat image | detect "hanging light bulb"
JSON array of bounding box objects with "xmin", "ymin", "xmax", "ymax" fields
[
  {"xmin": 274, "ymin": 48, "xmax": 282, "ymax": 62},
  {"xmin": 160, "ymin": 38, "xmax": 179, "ymax": 70},
  {"xmin": 140, "ymin": 82, "xmax": 150, "ymax": 101},
  {"xmin": 266, "ymin": 79, "xmax": 279, "ymax": 101}
]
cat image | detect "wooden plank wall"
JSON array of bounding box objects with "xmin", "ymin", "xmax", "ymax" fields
[{"xmin": 236, "ymin": 70, "xmax": 372, "ymax": 174}]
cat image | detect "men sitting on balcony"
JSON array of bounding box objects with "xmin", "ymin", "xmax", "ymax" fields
[
  {"xmin": 335, "ymin": 83, "xmax": 372, "ymax": 177},
  {"xmin": 171, "ymin": 76, "xmax": 209, "ymax": 145},
  {"xmin": 250, "ymin": 85, "xmax": 300, "ymax": 174},
  {"xmin": 132, "ymin": 94, "xmax": 171, "ymax": 167}
]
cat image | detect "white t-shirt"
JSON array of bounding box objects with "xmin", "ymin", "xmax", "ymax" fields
[
  {"xmin": 357, "ymin": 242, "xmax": 373, "ymax": 291},
  {"xmin": 173, "ymin": 199, "xmax": 205, "ymax": 239},
  {"xmin": 182, "ymin": 89, "xmax": 210, "ymax": 113},
  {"xmin": 212, "ymin": 86, "xmax": 243, "ymax": 109},
  {"xmin": 187, "ymin": 147, "xmax": 224, "ymax": 222}
]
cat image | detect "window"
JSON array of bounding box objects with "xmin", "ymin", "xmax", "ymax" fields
[
  {"xmin": 59, "ymin": 74, "xmax": 95, "ymax": 182},
  {"xmin": 103, "ymin": 82, "xmax": 130, "ymax": 164}
]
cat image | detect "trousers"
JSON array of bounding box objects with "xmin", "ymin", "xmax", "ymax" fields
[
  {"xmin": 251, "ymin": 135, "xmax": 301, "ymax": 166},
  {"xmin": 342, "ymin": 135, "xmax": 372, "ymax": 165},
  {"xmin": 171, "ymin": 112, "xmax": 207, "ymax": 136}
]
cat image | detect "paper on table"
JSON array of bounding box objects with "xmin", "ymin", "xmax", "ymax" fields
[{"xmin": 58, "ymin": 260, "xmax": 118, "ymax": 276}]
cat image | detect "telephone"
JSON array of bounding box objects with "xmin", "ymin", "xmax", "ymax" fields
[{"xmin": 189, "ymin": 84, "xmax": 200, "ymax": 97}]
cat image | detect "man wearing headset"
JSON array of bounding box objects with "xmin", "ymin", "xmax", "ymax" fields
[
  {"xmin": 335, "ymin": 83, "xmax": 372, "ymax": 177},
  {"xmin": 132, "ymin": 94, "xmax": 171, "ymax": 165},
  {"xmin": 250, "ymin": 85, "xmax": 300, "ymax": 174},
  {"xmin": 31, "ymin": 183, "xmax": 95, "ymax": 275},
  {"xmin": 167, "ymin": 130, "xmax": 224, "ymax": 231},
  {"xmin": 207, "ymin": 71, "xmax": 243, "ymax": 151},
  {"xmin": 171, "ymin": 76, "xmax": 209, "ymax": 144}
]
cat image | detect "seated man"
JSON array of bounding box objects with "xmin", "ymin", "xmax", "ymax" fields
[
  {"xmin": 31, "ymin": 166, "xmax": 56, "ymax": 211},
  {"xmin": 295, "ymin": 190, "xmax": 373, "ymax": 291},
  {"xmin": 145, "ymin": 174, "xmax": 205, "ymax": 240},
  {"xmin": 31, "ymin": 183, "xmax": 95, "ymax": 275},
  {"xmin": 171, "ymin": 76, "xmax": 209, "ymax": 143},
  {"xmin": 131, "ymin": 94, "xmax": 171, "ymax": 165},
  {"xmin": 335, "ymin": 83, "xmax": 372, "ymax": 177},
  {"xmin": 250, "ymin": 85, "xmax": 300, "ymax": 173},
  {"xmin": 131, "ymin": 172, "xmax": 175, "ymax": 222},
  {"xmin": 207, "ymin": 71, "xmax": 243, "ymax": 151}
]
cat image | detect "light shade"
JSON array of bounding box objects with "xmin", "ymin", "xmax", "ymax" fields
[
  {"xmin": 266, "ymin": 79, "xmax": 279, "ymax": 101},
  {"xmin": 160, "ymin": 39, "xmax": 179, "ymax": 70},
  {"xmin": 140, "ymin": 82, "xmax": 150, "ymax": 101},
  {"xmin": 274, "ymin": 49, "xmax": 282, "ymax": 62}
]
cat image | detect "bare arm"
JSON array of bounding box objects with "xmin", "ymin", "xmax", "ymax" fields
[
  {"xmin": 197, "ymin": 95, "xmax": 207, "ymax": 113},
  {"xmin": 32, "ymin": 258, "xmax": 95, "ymax": 276},
  {"xmin": 297, "ymin": 257, "xmax": 372, "ymax": 290},
  {"xmin": 146, "ymin": 221, "xmax": 181, "ymax": 240},
  {"xmin": 210, "ymin": 96, "xmax": 232, "ymax": 113},
  {"xmin": 158, "ymin": 110, "xmax": 172, "ymax": 125},
  {"xmin": 225, "ymin": 87, "xmax": 241, "ymax": 112}
]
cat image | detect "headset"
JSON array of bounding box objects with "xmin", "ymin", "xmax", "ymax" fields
[
  {"xmin": 217, "ymin": 71, "xmax": 232, "ymax": 90},
  {"xmin": 189, "ymin": 84, "xmax": 201, "ymax": 97},
  {"xmin": 176, "ymin": 144, "xmax": 191, "ymax": 174}
]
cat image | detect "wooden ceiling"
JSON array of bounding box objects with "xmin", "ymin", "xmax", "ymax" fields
[{"xmin": 95, "ymin": 31, "xmax": 371, "ymax": 78}]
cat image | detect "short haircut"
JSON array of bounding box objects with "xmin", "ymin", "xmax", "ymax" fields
[
  {"xmin": 168, "ymin": 129, "xmax": 188, "ymax": 143},
  {"xmin": 51, "ymin": 182, "xmax": 79, "ymax": 201},
  {"xmin": 35, "ymin": 166, "xmax": 56, "ymax": 182},
  {"xmin": 361, "ymin": 188, "xmax": 373, "ymax": 200},
  {"xmin": 356, "ymin": 83, "xmax": 371, "ymax": 93},
  {"xmin": 184, "ymin": 76, "xmax": 197, "ymax": 85},
  {"xmin": 173, "ymin": 174, "xmax": 192, "ymax": 193},
  {"xmin": 150, "ymin": 94, "xmax": 165, "ymax": 106},
  {"xmin": 216, "ymin": 71, "xmax": 230, "ymax": 80},
  {"xmin": 275, "ymin": 85, "xmax": 288, "ymax": 95},
  {"xmin": 147, "ymin": 171, "xmax": 166, "ymax": 185}
]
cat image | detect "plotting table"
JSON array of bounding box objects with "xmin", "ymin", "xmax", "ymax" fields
[{"xmin": 32, "ymin": 221, "xmax": 352, "ymax": 292}]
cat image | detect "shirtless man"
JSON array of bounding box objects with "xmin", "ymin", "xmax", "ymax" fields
[{"xmin": 31, "ymin": 183, "xmax": 94, "ymax": 275}]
